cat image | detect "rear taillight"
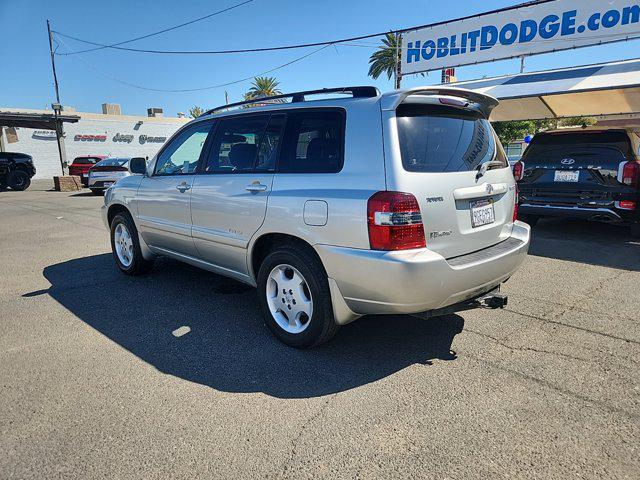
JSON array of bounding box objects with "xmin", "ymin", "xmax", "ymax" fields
[
  {"xmin": 513, "ymin": 185, "xmax": 519, "ymax": 222},
  {"xmin": 619, "ymin": 161, "xmax": 639, "ymax": 187},
  {"xmin": 367, "ymin": 191, "xmax": 425, "ymax": 251},
  {"xmin": 513, "ymin": 161, "xmax": 524, "ymax": 181},
  {"xmin": 617, "ymin": 200, "xmax": 637, "ymax": 210}
]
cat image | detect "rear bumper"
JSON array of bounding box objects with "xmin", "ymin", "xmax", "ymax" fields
[
  {"xmin": 315, "ymin": 222, "xmax": 530, "ymax": 318},
  {"xmin": 519, "ymin": 203, "xmax": 638, "ymax": 223}
]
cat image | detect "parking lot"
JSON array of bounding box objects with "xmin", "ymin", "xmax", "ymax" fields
[{"xmin": 1, "ymin": 180, "xmax": 638, "ymax": 479}]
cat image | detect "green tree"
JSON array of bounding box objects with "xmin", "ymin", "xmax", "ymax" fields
[
  {"xmin": 368, "ymin": 33, "xmax": 402, "ymax": 89},
  {"xmin": 188, "ymin": 106, "xmax": 204, "ymax": 118},
  {"xmin": 246, "ymin": 76, "xmax": 282, "ymax": 100},
  {"xmin": 558, "ymin": 116, "xmax": 597, "ymax": 128},
  {"xmin": 492, "ymin": 119, "xmax": 557, "ymax": 145}
]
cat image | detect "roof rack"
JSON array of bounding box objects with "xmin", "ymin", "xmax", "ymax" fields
[{"xmin": 201, "ymin": 86, "xmax": 379, "ymax": 117}]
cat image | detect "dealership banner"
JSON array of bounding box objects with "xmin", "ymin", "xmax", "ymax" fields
[{"xmin": 402, "ymin": 0, "xmax": 640, "ymax": 74}]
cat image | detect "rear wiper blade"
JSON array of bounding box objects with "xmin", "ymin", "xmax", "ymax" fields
[{"xmin": 476, "ymin": 160, "xmax": 505, "ymax": 179}]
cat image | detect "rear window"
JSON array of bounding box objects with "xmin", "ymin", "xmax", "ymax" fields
[
  {"xmin": 72, "ymin": 157, "xmax": 101, "ymax": 165},
  {"xmin": 522, "ymin": 131, "xmax": 632, "ymax": 162},
  {"xmin": 278, "ymin": 110, "xmax": 344, "ymax": 173},
  {"xmin": 396, "ymin": 104, "xmax": 506, "ymax": 173},
  {"xmin": 95, "ymin": 158, "xmax": 128, "ymax": 167}
]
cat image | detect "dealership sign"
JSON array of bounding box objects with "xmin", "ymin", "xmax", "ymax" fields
[
  {"xmin": 402, "ymin": 0, "xmax": 640, "ymax": 74},
  {"xmin": 74, "ymin": 134, "xmax": 107, "ymax": 142}
]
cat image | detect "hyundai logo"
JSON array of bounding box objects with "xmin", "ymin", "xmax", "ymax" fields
[{"xmin": 561, "ymin": 158, "xmax": 575, "ymax": 165}]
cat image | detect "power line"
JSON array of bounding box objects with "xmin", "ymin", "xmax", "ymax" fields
[
  {"xmin": 60, "ymin": 0, "xmax": 253, "ymax": 55},
  {"xmin": 54, "ymin": 29, "xmax": 393, "ymax": 56},
  {"xmin": 56, "ymin": 35, "xmax": 332, "ymax": 93}
]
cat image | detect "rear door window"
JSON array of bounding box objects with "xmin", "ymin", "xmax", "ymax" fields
[
  {"xmin": 278, "ymin": 110, "xmax": 344, "ymax": 173},
  {"xmin": 204, "ymin": 115, "xmax": 271, "ymax": 173},
  {"xmin": 396, "ymin": 104, "xmax": 506, "ymax": 173}
]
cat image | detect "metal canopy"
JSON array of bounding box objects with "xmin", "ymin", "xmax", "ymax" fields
[
  {"xmin": 0, "ymin": 111, "xmax": 80, "ymax": 130},
  {"xmin": 449, "ymin": 58, "xmax": 640, "ymax": 122}
]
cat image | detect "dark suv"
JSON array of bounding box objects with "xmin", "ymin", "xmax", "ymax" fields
[
  {"xmin": 0, "ymin": 152, "xmax": 36, "ymax": 191},
  {"xmin": 515, "ymin": 128, "xmax": 640, "ymax": 237}
]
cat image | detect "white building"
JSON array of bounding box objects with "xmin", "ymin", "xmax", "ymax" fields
[{"xmin": 0, "ymin": 104, "xmax": 190, "ymax": 179}]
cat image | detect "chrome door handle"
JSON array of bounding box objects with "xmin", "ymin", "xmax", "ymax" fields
[
  {"xmin": 176, "ymin": 182, "xmax": 191, "ymax": 193},
  {"xmin": 245, "ymin": 183, "xmax": 268, "ymax": 193}
]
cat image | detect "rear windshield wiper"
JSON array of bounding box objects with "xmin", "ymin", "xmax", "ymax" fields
[{"xmin": 476, "ymin": 160, "xmax": 505, "ymax": 179}]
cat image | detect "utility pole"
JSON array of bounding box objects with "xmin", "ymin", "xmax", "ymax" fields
[
  {"xmin": 520, "ymin": 56, "xmax": 526, "ymax": 74},
  {"xmin": 47, "ymin": 19, "xmax": 66, "ymax": 176}
]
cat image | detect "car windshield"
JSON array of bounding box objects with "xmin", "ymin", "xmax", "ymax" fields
[
  {"xmin": 95, "ymin": 158, "xmax": 128, "ymax": 167},
  {"xmin": 396, "ymin": 104, "xmax": 507, "ymax": 173}
]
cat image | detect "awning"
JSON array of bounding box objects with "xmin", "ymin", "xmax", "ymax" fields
[
  {"xmin": 449, "ymin": 58, "xmax": 640, "ymax": 122},
  {"xmin": 0, "ymin": 111, "xmax": 80, "ymax": 130}
]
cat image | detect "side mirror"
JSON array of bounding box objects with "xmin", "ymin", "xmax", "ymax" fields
[{"xmin": 129, "ymin": 157, "xmax": 147, "ymax": 175}]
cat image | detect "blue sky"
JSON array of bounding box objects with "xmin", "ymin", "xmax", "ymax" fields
[{"xmin": 2, "ymin": 0, "xmax": 639, "ymax": 116}]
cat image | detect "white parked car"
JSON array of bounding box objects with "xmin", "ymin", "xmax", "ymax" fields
[
  {"xmin": 89, "ymin": 157, "xmax": 136, "ymax": 195},
  {"xmin": 102, "ymin": 86, "xmax": 530, "ymax": 348}
]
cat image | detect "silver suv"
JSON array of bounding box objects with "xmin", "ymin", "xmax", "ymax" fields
[{"xmin": 102, "ymin": 86, "xmax": 530, "ymax": 348}]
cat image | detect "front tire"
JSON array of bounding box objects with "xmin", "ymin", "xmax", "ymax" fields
[
  {"xmin": 7, "ymin": 170, "xmax": 31, "ymax": 191},
  {"xmin": 257, "ymin": 245, "xmax": 338, "ymax": 348},
  {"xmin": 109, "ymin": 213, "xmax": 153, "ymax": 275}
]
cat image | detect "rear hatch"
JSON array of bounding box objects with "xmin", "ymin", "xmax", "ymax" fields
[
  {"xmin": 389, "ymin": 102, "xmax": 515, "ymax": 259},
  {"xmin": 69, "ymin": 157, "xmax": 101, "ymax": 175},
  {"xmin": 518, "ymin": 130, "xmax": 633, "ymax": 206}
]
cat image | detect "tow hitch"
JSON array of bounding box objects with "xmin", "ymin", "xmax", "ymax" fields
[{"xmin": 412, "ymin": 286, "xmax": 508, "ymax": 319}]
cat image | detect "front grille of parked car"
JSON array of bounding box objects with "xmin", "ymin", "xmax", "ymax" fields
[{"xmin": 446, "ymin": 237, "xmax": 524, "ymax": 268}]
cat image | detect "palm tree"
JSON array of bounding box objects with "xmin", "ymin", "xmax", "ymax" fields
[
  {"xmin": 188, "ymin": 105, "xmax": 204, "ymax": 118},
  {"xmin": 246, "ymin": 76, "xmax": 282, "ymax": 100},
  {"xmin": 368, "ymin": 33, "xmax": 402, "ymax": 89}
]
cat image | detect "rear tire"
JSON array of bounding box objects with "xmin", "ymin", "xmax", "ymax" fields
[
  {"xmin": 7, "ymin": 170, "xmax": 31, "ymax": 191},
  {"xmin": 631, "ymin": 222, "xmax": 640, "ymax": 239},
  {"xmin": 109, "ymin": 212, "xmax": 154, "ymax": 275},
  {"xmin": 90, "ymin": 189, "xmax": 103, "ymax": 196},
  {"xmin": 257, "ymin": 245, "xmax": 339, "ymax": 348},
  {"xmin": 518, "ymin": 213, "xmax": 539, "ymax": 227}
]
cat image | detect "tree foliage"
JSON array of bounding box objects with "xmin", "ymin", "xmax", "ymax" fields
[
  {"xmin": 368, "ymin": 33, "xmax": 402, "ymax": 89},
  {"xmin": 492, "ymin": 117, "xmax": 597, "ymax": 145},
  {"xmin": 188, "ymin": 106, "xmax": 204, "ymax": 118},
  {"xmin": 246, "ymin": 76, "xmax": 282, "ymax": 100}
]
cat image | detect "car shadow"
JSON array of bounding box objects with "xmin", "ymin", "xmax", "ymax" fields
[
  {"xmin": 33, "ymin": 254, "xmax": 464, "ymax": 399},
  {"xmin": 528, "ymin": 218, "xmax": 640, "ymax": 271}
]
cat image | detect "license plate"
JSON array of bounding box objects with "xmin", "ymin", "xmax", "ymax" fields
[
  {"xmin": 470, "ymin": 199, "xmax": 495, "ymax": 228},
  {"xmin": 103, "ymin": 182, "xmax": 114, "ymax": 187},
  {"xmin": 554, "ymin": 170, "xmax": 579, "ymax": 182}
]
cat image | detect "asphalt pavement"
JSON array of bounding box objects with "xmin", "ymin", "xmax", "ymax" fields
[{"xmin": 1, "ymin": 180, "xmax": 638, "ymax": 479}]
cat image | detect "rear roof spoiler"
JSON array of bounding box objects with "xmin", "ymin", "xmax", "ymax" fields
[{"xmin": 381, "ymin": 87, "xmax": 499, "ymax": 118}]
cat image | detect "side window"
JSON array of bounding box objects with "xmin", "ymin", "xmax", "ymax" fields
[
  {"xmin": 278, "ymin": 110, "xmax": 344, "ymax": 173},
  {"xmin": 154, "ymin": 122, "xmax": 212, "ymax": 176},
  {"xmin": 205, "ymin": 115, "xmax": 270, "ymax": 173}
]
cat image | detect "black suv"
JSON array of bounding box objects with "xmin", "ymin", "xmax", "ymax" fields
[
  {"xmin": 515, "ymin": 128, "xmax": 640, "ymax": 237},
  {"xmin": 0, "ymin": 152, "xmax": 36, "ymax": 191}
]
